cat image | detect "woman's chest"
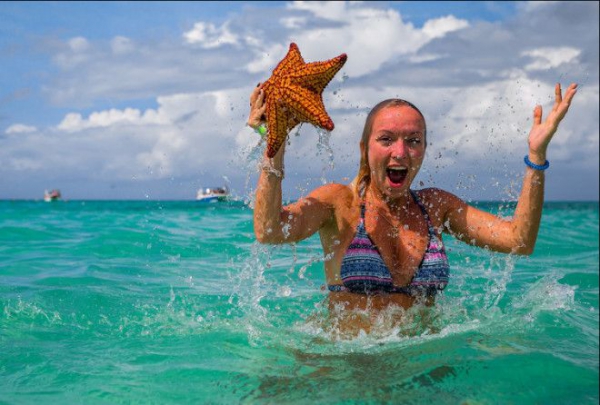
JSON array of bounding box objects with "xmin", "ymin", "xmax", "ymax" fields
[{"xmin": 367, "ymin": 215, "xmax": 430, "ymax": 284}]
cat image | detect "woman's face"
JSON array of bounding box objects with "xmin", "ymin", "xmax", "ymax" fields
[{"xmin": 366, "ymin": 105, "xmax": 426, "ymax": 200}]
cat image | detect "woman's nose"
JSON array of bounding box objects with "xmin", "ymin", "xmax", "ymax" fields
[{"xmin": 391, "ymin": 140, "xmax": 406, "ymax": 159}]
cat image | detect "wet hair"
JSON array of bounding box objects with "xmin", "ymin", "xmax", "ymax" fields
[{"xmin": 354, "ymin": 99, "xmax": 427, "ymax": 197}]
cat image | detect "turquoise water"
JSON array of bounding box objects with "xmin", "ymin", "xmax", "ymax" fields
[{"xmin": 1, "ymin": 199, "xmax": 598, "ymax": 404}]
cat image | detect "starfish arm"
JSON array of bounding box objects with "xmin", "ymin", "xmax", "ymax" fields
[
  {"xmin": 280, "ymin": 86, "xmax": 334, "ymax": 130},
  {"xmin": 272, "ymin": 43, "xmax": 305, "ymax": 78},
  {"xmin": 291, "ymin": 54, "xmax": 347, "ymax": 93},
  {"xmin": 265, "ymin": 95, "xmax": 292, "ymax": 158}
]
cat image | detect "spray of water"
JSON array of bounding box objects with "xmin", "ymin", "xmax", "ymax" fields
[
  {"xmin": 316, "ymin": 128, "xmax": 335, "ymax": 184},
  {"xmin": 231, "ymin": 118, "xmax": 579, "ymax": 350}
]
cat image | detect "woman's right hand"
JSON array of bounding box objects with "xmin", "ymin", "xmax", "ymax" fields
[
  {"xmin": 247, "ymin": 84, "xmax": 267, "ymax": 130},
  {"xmin": 527, "ymin": 82, "xmax": 577, "ymax": 164}
]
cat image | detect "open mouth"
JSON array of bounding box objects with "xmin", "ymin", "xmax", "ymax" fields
[{"xmin": 387, "ymin": 167, "xmax": 408, "ymax": 186}]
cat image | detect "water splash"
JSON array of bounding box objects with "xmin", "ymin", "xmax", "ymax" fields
[
  {"xmin": 512, "ymin": 274, "xmax": 576, "ymax": 315},
  {"xmin": 237, "ymin": 136, "xmax": 267, "ymax": 208},
  {"xmin": 229, "ymin": 119, "xmax": 569, "ymax": 352},
  {"xmin": 227, "ymin": 242, "xmax": 276, "ymax": 345},
  {"xmin": 3, "ymin": 297, "xmax": 62, "ymax": 325},
  {"xmin": 316, "ymin": 128, "xmax": 335, "ymax": 184}
]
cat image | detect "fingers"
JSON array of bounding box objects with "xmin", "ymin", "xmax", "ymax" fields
[
  {"xmin": 554, "ymin": 83, "xmax": 562, "ymax": 107},
  {"xmin": 257, "ymin": 88, "xmax": 264, "ymax": 105},
  {"xmin": 250, "ymin": 87, "xmax": 259, "ymax": 105},
  {"xmin": 250, "ymin": 83, "xmax": 266, "ymax": 108},
  {"xmin": 251, "ymin": 89, "xmax": 265, "ymax": 115},
  {"xmin": 247, "ymin": 83, "xmax": 267, "ymax": 128},
  {"xmin": 533, "ymin": 105, "xmax": 543, "ymax": 126},
  {"xmin": 552, "ymin": 82, "xmax": 578, "ymax": 120},
  {"xmin": 554, "ymin": 82, "xmax": 578, "ymax": 107},
  {"xmin": 250, "ymin": 83, "xmax": 261, "ymax": 105},
  {"xmin": 563, "ymin": 83, "xmax": 578, "ymax": 105},
  {"xmin": 257, "ymin": 99, "xmax": 266, "ymax": 114}
]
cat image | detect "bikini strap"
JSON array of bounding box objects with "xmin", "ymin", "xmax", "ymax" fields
[{"xmin": 410, "ymin": 190, "xmax": 436, "ymax": 235}]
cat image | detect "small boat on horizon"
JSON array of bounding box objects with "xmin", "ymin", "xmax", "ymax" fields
[
  {"xmin": 44, "ymin": 189, "xmax": 61, "ymax": 202},
  {"xmin": 196, "ymin": 186, "xmax": 230, "ymax": 203}
]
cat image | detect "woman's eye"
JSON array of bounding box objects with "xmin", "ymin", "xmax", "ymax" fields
[{"xmin": 377, "ymin": 137, "xmax": 392, "ymax": 145}]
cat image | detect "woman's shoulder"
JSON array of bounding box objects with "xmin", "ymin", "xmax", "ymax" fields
[
  {"xmin": 309, "ymin": 182, "xmax": 355, "ymax": 205},
  {"xmin": 413, "ymin": 187, "xmax": 465, "ymax": 213},
  {"xmin": 414, "ymin": 187, "xmax": 455, "ymax": 198}
]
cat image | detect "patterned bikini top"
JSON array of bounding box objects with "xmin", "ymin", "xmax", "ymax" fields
[{"xmin": 328, "ymin": 190, "xmax": 450, "ymax": 296}]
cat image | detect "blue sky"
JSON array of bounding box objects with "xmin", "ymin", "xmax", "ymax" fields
[{"xmin": 0, "ymin": 1, "xmax": 598, "ymax": 201}]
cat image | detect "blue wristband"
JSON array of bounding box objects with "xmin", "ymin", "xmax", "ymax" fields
[{"xmin": 524, "ymin": 155, "xmax": 549, "ymax": 171}]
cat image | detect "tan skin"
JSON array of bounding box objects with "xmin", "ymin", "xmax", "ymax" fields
[{"xmin": 248, "ymin": 83, "xmax": 578, "ymax": 334}]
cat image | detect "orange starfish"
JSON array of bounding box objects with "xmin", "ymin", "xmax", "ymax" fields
[{"xmin": 261, "ymin": 43, "xmax": 347, "ymax": 158}]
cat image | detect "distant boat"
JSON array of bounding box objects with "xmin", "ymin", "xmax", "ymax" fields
[
  {"xmin": 44, "ymin": 189, "xmax": 61, "ymax": 202},
  {"xmin": 196, "ymin": 186, "xmax": 230, "ymax": 203}
]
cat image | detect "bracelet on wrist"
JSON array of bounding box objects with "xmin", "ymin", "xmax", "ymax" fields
[{"xmin": 524, "ymin": 155, "xmax": 549, "ymax": 171}]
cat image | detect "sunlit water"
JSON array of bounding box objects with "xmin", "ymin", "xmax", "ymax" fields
[{"xmin": 1, "ymin": 199, "xmax": 598, "ymax": 404}]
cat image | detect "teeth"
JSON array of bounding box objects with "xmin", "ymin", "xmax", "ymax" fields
[{"xmin": 388, "ymin": 167, "xmax": 407, "ymax": 171}]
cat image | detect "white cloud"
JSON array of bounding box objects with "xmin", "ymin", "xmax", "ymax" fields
[
  {"xmin": 422, "ymin": 15, "xmax": 470, "ymax": 39},
  {"xmin": 407, "ymin": 53, "xmax": 445, "ymax": 63},
  {"xmin": 5, "ymin": 124, "xmax": 37, "ymax": 135},
  {"xmin": 251, "ymin": 2, "xmax": 469, "ymax": 78},
  {"xmin": 522, "ymin": 47, "xmax": 581, "ymax": 71},
  {"xmin": 183, "ymin": 21, "xmax": 238, "ymax": 48},
  {"xmin": 111, "ymin": 36, "xmax": 134, "ymax": 55},
  {"xmin": 57, "ymin": 108, "xmax": 166, "ymax": 132},
  {"xmin": 245, "ymin": 43, "xmax": 288, "ymax": 74},
  {"xmin": 280, "ymin": 16, "xmax": 307, "ymax": 29},
  {"xmin": 68, "ymin": 36, "xmax": 90, "ymax": 52},
  {"xmin": 38, "ymin": 87, "xmax": 253, "ymax": 182},
  {"xmin": 287, "ymin": 1, "xmax": 349, "ymax": 21},
  {"xmin": 54, "ymin": 36, "xmax": 93, "ymax": 69}
]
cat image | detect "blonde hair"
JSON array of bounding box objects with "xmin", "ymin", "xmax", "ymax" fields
[{"xmin": 354, "ymin": 99, "xmax": 427, "ymax": 197}]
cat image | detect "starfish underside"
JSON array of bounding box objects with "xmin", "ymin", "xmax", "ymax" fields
[{"xmin": 262, "ymin": 43, "xmax": 347, "ymax": 158}]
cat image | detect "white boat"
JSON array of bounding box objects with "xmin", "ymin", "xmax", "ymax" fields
[
  {"xmin": 196, "ymin": 186, "xmax": 230, "ymax": 203},
  {"xmin": 44, "ymin": 189, "xmax": 61, "ymax": 202}
]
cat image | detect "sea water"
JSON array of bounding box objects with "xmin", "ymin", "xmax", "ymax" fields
[{"xmin": 1, "ymin": 199, "xmax": 598, "ymax": 404}]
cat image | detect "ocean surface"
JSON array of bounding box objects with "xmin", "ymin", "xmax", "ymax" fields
[{"xmin": 1, "ymin": 199, "xmax": 598, "ymax": 404}]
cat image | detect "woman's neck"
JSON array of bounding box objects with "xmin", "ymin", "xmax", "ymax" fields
[{"xmin": 365, "ymin": 185, "xmax": 413, "ymax": 216}]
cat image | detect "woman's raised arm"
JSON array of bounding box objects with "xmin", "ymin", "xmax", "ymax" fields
[
  {"xmin": 248, "ymin": 86, "xmax": 338, "ymax": 244},
  {"xmin": 443, "ymin": 83, "xmax": 578, "ymax": 255}
]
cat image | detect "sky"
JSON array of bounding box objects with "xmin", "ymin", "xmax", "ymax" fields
[{"xmin": 0, "ymin": 1, "xmax": 598, "ymax": 201}]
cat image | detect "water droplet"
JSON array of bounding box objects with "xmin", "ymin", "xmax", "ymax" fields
[{"xmin": 278, "ymin": 286, "xmax": 292, "ymax": 297}]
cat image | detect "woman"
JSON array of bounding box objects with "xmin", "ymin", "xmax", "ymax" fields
[{"xmin": 247, "ymin": 83, "xmax": 578, "ymax": 334}]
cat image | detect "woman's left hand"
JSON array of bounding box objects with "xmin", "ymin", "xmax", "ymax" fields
[
  {"xmin": 528, "ymin": 83, "xmax": 578, "ymax": 164},
  {"xmin": 248, "ymin": 84, "xmax": 267, "ymax": 130}
]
